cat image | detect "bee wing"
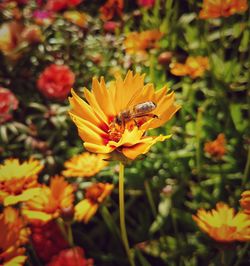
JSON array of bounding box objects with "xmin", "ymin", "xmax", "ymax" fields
[{"xmin": 124, "ymin": 86, "xmax": 143, "ymax": 110}]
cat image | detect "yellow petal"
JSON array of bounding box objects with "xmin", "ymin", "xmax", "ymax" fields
[
  {"xmin": 4, "ymin": 255, "xmax": 27, "ymax": 266},
  {"xmin": 84, "ymin": 142, "xmax": 114, "ymax": 154},
  {"xmin": 92, "ymin": 77, "xmax": 116, "ymax": 117},
  {"xmin": 74, "ymin": 199, "xmax": 98, "ymax": 223},
  {"xmin": 122, "ymin": 134, "xmax": 171, "ymax": 160},
  {"xmin": 83, "ymin": 87, "xmax": 109, "ymax": 124},
  {"xmin": 4, "ymin": 187, "xmax": 42, "ymax": 206},
  {"xmin": 70, "ymin": 113, "xmax": 106, "ymax": 144},
  {"xmin": 22, "ymin": 209, "xmax": 52, "ymax": 223},
  {"xmin": 69, "ymin": 89, "xmax": 102, "ymax": 126}
]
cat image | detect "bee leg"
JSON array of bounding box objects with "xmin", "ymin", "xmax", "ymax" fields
[{"xmin": 133, "ymin": 119, "xmax": 139, "ymax": 128}]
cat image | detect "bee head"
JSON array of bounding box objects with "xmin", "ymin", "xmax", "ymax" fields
[{"xmin": 115, "ymin": 115, "xmax": 122, "ymax": 126}]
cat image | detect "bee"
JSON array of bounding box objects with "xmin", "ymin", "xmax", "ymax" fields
[
  {"xmin": 114, "ymin": 101, "xmax": 158, "ymax": 128},
  {"xmin": 108, "ymin": 101, "xmax": 158, "ymax": 142}
]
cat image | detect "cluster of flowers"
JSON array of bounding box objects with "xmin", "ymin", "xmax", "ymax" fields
[
  {"xmin": 0, "ymin": 153, "xmax": 112, "ymax": 265},
  {"xmin": 0, "ymin": 0, "xmax": 248, "ymax": 108}
]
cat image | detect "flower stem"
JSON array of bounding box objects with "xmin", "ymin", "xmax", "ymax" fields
[
  {"xmin": 66, "ymin": 222, "xmax": 74, "ymax": 247},
  {"xmin": 119, "ymin": 162, "xmax": 135, "ymax": 266},
  {"xmin": 144, "ymin": 180, "xmax": 157, "ymax": 217},
  {"xmin": 234, "ymin": 242, "xmax": 250, "ymax": 266},
  {"xmin": 242, "ymin": 145, "xmax": 250, "ymax": 186}
]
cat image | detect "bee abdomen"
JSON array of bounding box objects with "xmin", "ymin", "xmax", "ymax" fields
[{"xmin": 133, "ymin": 101, "xmax": 156, "ymax": 114}]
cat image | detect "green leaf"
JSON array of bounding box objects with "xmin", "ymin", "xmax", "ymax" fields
[{"xmin": 229, "ymin": 104, "xmax": 248, "ymax": 133}]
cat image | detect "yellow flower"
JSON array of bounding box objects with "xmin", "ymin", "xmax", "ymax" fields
[
  {"xmin": 0, "ymin": 158, "xmax": 43, "ymax": 206},
  {"xmin": 170, "ymin": 56, "xmax": 209, "ymax": 79},
  {"xmin": 22, "ymin": 176, "xmax": 75, "ymax": 223},
  {"xmin": 124, "ymin": 30, "xmax": 163, "ymax": 59},
  {"xmin": 199, "ymin": 0, "xmax": 248, "ymax": 19},
  {"xmin": 240, "ymin": 190, "xmax": 250, "ymax": 215},
  {"xmin": 0, "ymin": 207, "xmax": 29, "ymax": 266},
  {"xmin": 63, "ymin": 11, "xmax": 89, "ymax": 28},
  {"xmin": 69, "ymin": 71, "xmax": 180, "ymax": 160},
  {"xmin": 193, "ymin": 202, "xmax": 250, "ymax": 242},
  {"xmin": 75, "ymin": 183, "xmax": 114, "ymax": 223},
  {"xmin": 0, "ymin": 21, "xmax": 42, "ymax": 60},
  {"xmin": 62, "ymin": 152, "xmax": 109, "ymax": 178}
]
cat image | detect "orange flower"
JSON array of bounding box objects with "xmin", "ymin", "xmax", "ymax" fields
[
  {"xmin": 204, "ymin": 133, "xmax": 226, "ymax": 160},
  {"xmin": 199, "ymin": 0, "xmax": 248, "ymax": 19},
  {"xmin": 240, "ymin": 191, "xmax": 250, "ymax": 215},
  {"xmin": 0, "ymin": 207, "xmax": 29, "ymax": 266},
  {"xmin": 69, "ymin": 71, "xmax": 180, "ymax": 160},
  {"xmin": 99, "ymin": 0, "xmax": 124, "ymax": 21},
  {"xmin": 170, "ymin": 56, "xmax": 209, "ymax": 79},
  {"xmin": 0, "ymin": 158, "xmax": 43, "ymax": 206},
  {"xmin": 0, "ymin": 21, "xmax": 42, "ymax": 60},
  {"xmin": 75, "ymin": 183, "xmax": 114, "ymax": 223},
  {"xmin": 62, "ymin": 152, "xmax": 108, "ymax": 178},
  {"xmin": 22, "ymin": 176, "xmax": 74, "ymax": 223},
  {"xmin": 193, "ymin": 202, "xmax": 250, "ymax": 242},
  {"xmin": 47, "ymin": 247, "xmax": 94, "ymax": 266},
  {"xmin": 124, "ymin": 30, "xmax": 163, "ymax": 59},
  {"xmin": 63, "ymin": 11, "xmax": 89, "ymax": 28}
]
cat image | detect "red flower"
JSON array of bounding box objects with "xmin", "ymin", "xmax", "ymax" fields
[
  {"xmin": 46, "ymin": 247, "xmax": 94, "ymax": 266},
  {"xmin": 37, "ymin": 64, "xmax": 75, "ymax": 100},
  {"xmin": 137, "ymin": 0, "xmax": 155, "ymax": 8},
  {"xmin": 45, "ymin": 0, "xmax": 82, "ymax": 12},
  {"xmin": 31, "ymin": 220, "xmax": 69, "ymax": 263},
  {"xmin": 100, "ymin": 0, "xmax": 123, "ymax": 21},
  {"xmin": 0, "ymin": 87, "xmax": 19, "ymax": 124},
  {"xmin": 103, "ymin": 21, "xmax": 120, "ymax": 33}
]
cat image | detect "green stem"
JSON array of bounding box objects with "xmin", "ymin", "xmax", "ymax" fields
[
  {"xmin": 195, "ymin": 106, "xmax": 203, "ymax": 178},
  {"xmin": 119, "ymin": 162, "xmax": 135, "ymax": 266},
  {"xmin": 144, "ymin": 180, "xmax": 157, "ymax": 217},
  {"xmin": 234, "ymin": 242, "xmax": 250, "ymax": 266},
  {"xmin": 149, "ymin": 53, "xmax": 155, "ymax": 83},
  {"xmin": 66, "ymin": 222, "xmax": 74, "ymax": 247},
  {"xmin": 242, "ymin": 146, "xmax": 250, "ymax": 185}
]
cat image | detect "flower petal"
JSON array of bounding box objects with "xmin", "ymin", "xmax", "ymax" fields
[
  {"xmin": 4, "ymin": 187, "xmax": 42, "ymax": 206},
  {"xmin": 122, "ymin": 134, "xmax": 171, "ymax": 159}
]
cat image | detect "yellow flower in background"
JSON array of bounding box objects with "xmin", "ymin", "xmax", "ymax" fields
[
  {"xmin": 63, "ymin": 11, "xmax": 89, "ymax": 28},
  {"xmin": 192, "ymin": 202, "xmax": 250, "ymax": 242},
  {"xmin": 62, "ymin": 152, "xmax": 109, "ymax": 178},
  {"xmin": 75, "ymin": 183, "xmax": 114, "ymax": 223},
  {"xmin": 0, "ymin": 21, "xmax": 42, "ymax": 60},
  {"xmin": 199, "ymin": 0, "xmax": 248, "ymax": 19},
  {"xmin": 240, "ymin": 191, "xmax": 250, "ymax": 215},
  {"xmin": 0, "ymin": 158, "xmax": 43, "ymax": 206},
  {"xmin": 69, "ymin": 71, "xmax": 180, "ymax": 160},
  {"xmin": 170, "ymin": 56, "xmax": 209, "ymax": 79},
  {"xmin": 124, "ymin": 30, "xmax": 163, "ymax": 59},
  {"xmin": 22, "ymin": 176, "xmax": 74, "ymax": 223},
  {"xmin": 0, "ymin": 207, "xmax": 29, "ymax": 266}
]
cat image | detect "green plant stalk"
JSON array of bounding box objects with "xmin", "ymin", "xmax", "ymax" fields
[
  {"xmin": 195, "ymin": 107, "xmax": 203, "ymax": 177},
  {"xmin": 66, "ymin": 222, "xmax": 74, "ymax": 247},
  {"xmin": 144, "ymin": 180, "xmax": 157, "ymax": 217},
  {"xmin": 119, "ymin": 162, "xmax": 135, "ymax": 266},
  {"xmin": 149, "ymin": 53, "xmax": 155, "ymax": 83},
  {"xmin": 234, "ymin": 242, "xmax": 250, "ymax": 266},
  {"xmin": 242, "ymin": 146, "xmax": 250, "ymax": 186}
]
